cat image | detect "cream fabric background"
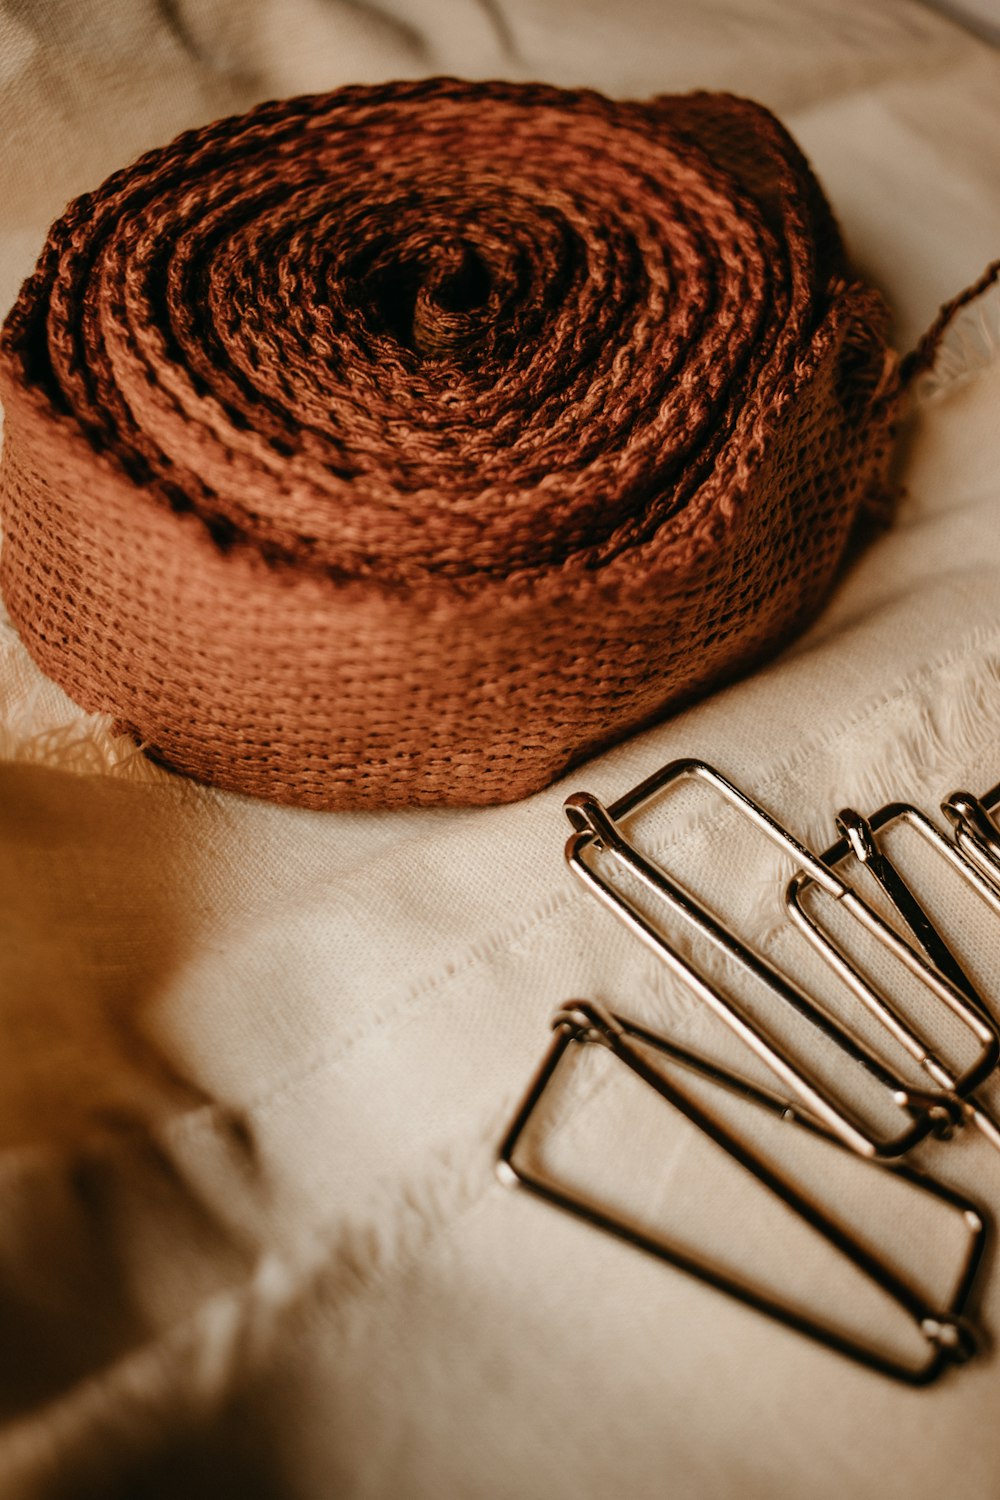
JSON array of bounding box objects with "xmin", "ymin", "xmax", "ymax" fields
[{"xmin": 1, "ymin": 3, "xmax": 1000, "ymax": 1497}]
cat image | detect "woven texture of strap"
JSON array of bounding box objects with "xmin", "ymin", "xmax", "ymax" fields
[{"xmin": 0, "ymin": 80, "xmax": 898, "ymax": 809}]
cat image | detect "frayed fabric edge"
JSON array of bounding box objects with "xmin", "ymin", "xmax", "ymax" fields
[{"xmin": 903, "ymin": 256, "xmax": 1000, "ymax": 398}]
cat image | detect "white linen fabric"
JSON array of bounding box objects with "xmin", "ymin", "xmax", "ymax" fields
[{"xmin": 1, "ymin": 3, "xmax": 1000, "ymax": 1496}]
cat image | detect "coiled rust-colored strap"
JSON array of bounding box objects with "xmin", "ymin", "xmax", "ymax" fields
[{"xmin": 0, "ymin": 80, "xmax": 898, "ymax": 809}]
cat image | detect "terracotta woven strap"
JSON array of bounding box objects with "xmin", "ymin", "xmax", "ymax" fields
[{"xmin": 0, "ymin": 80, "xmax": 898, "ymax": 809}]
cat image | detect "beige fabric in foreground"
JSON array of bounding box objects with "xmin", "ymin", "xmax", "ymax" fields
[{"xmin": 1, "ymin": 3, "xmax": 1000, "ymax": 1497}]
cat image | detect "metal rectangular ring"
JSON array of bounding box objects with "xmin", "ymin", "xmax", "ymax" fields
[
  {"xmin": 497, "ymin": 999, "xmax": 987, "ymax": 1387},
  {"xmin": 942, "ymin": 781, "xmax": 1000, "ymax": 890},
  {"xmin": 564, "ymin": 760, "xmax": 985, "ymax": 1159},
  {"xmin": 785, "ymin": 799, "xmax": 1000, "ymax": 1153}
]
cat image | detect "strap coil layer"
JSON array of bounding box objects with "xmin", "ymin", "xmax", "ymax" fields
[{"xmin": 0, "ymin": 81, "xmax": 897, "ymax": 808}]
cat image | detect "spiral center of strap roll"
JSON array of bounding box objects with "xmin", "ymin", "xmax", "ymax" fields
[
  {"xmin": 0, "ymin": 80, "xmax": 899, "ymax": 810},
  {"xmin": 394, "ymin": 238, "xmax": 495, "ymax": 355}
]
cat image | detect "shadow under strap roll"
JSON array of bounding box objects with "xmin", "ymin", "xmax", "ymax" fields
[{"xmin": 0, "ymin": 81, "xmax": 898, "ymax": 810}]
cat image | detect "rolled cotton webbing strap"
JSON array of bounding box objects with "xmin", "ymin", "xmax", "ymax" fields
[{"xmin": 0, "ymin": 80, "xmax": 898, "ymax": 809}]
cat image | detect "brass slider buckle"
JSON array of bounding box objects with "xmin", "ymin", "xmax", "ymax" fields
[
  {"xmin": 497, "ymin": 999, "xmax": 987, "ymax": 1386},
  {"xmin": 564, "ymin": 759, "xmax": 990, "ymax": 1160}
]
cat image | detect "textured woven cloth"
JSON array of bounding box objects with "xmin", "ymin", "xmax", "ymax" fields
[
  {"xmin": 3, "ymin": 4, "xmax": 1000, "ymax": 1499},
  {"xmin": 0, "ymin": 80, "xmax": 898, "ymax": 810}
]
